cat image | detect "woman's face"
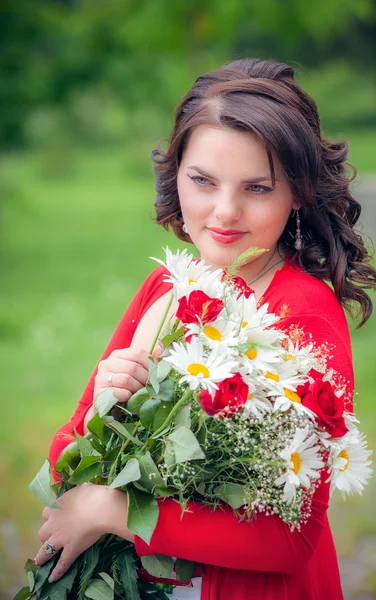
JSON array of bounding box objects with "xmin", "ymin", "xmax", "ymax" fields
[{"xmin": 177, "ymin": 125, "xmax": 298, "ymax": 273}]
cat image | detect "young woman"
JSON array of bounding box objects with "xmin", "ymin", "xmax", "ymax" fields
[{"xmin": 34, "ymin": 58, "xmax": 376, "ymax": 600}]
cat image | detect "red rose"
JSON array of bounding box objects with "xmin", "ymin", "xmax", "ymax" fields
[
  {"xmin": 231, "ymin": 276, "xmax": 255, "ymax": 299},
  {"xmin": 199, "ymin": 372, "xmax": 248, "ymax": 417},
  {"xmin": 297, "ymin": 377, "xmax": 348, "ymax": 438},
  {"xmin": 176, "ymin": 291, "xmax": 224, "ymax": 325}
]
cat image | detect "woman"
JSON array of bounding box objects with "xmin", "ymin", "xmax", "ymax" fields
[{"xmin": 33, "ymin": 58, "xmax": 375, "ymax": 599}]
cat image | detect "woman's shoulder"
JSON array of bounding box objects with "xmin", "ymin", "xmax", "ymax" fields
[
  {"xmin": 137, "ymin": 265, "xmax": 173, "ymax": 316},
  {"xmin": 264, "ymin": 260, "xmax": 348, "ymax": 328}
]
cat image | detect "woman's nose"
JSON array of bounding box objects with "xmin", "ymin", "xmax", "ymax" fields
[{"xmin": 213, "ymin": 191, "xmax": 242, "ymax": 224}]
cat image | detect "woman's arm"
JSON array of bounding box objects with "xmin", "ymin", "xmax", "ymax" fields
[
  {"xmin": 133, "ymin": 313, "xmax": 354, "ymax": 574},
  {"xmin": 49, "ymin": 267, "xmax": 172, "ymax": 470}
]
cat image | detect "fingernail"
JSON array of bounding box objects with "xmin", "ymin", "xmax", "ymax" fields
[{"xmin": 48, "ymin": 574, "xmax": 55, "ymax": 583}]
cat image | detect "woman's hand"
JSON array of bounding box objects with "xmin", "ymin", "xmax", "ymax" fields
[
  {"xmin": 94, "ymin": 347, "xmax": 161, "ymax": 404},
  {"xmin": 34, "ymin": 483, "xmax": 134, "ymax": 583}
]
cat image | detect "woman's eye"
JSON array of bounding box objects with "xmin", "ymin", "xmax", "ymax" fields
[
  {"xmin": 189, "ymin": 175, "xmax": 210, "ymax": 186},
  {"xmin": 248, "ymin": 184, "xmax": 270, "ymax": 193}
]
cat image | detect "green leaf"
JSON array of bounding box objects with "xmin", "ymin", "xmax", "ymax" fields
[
  {"xmin": 75, "ymin": 431, "xmax": 101, "ymax": 457},
  {"xmin": 109, "ymin": 458, "xmax": 141, "ymax": 489},
  {"xmin": 34, "ymin": 558, "xmax": 54, "ymax": 592},
  {"xmin": 215, "ymin": 483, "xmax": 246, "ymax": 509},
  {"xmin": 87, "ymin": 412, "xmax": 105, "ymax": 440},
  {"xmin": 90, "ymin": 439, "xmax": 106, "ymax": 455},
  {"xmin": 148, "ymin": 358, "xmax": 160, "ymax": 394},
  {"xmin": 225, "ymin": 247, "xmax": 267, "ymax": 278},
  {"xmin": 137, "ymin": 452, "xmax": 164, "ymax": 491},
  {"xmin": 157, "ymin": 379, "xmax": 175, "ymax": 402},
  {"xmin": 156, "ymin": 359, "xmax": 171, "ymax": 382},
  {"xmin": 55, "ymin": 451, "xmax": 81, "ymax": 474},
  {"xmin": 174, "ymin": 404, "xmax": 191, "ymax": 428},
  {"xmin": 175, "ymin": 558, "xmax": 197, "ymax": 582},
  {"xmin": 155, "ymin": 486, "xmax": 177, "ymax": 498},
  {"xmin": 139, "ymin": 399, "xmax": 161, "ymax": 429},
  {"xmin": 160, "ymin": 326, "xmax": 186, "ymax": 347},
  {"xmin": 94, "ymin": 388, "xmax": 118, "ymax": 418},
  {"xmin": 85, "ymin": 578, "xmax": 114, "ymax": 600},
  {"xmin": 79, "ymin": 544, "xmax": 100, "ymax": 598},
  {"xmin": 40, "ymin": 562, "xmax": 78, "ymax": 599},
  {"xmin": 24, "ymin": 558, "xmax": 37, "ymax": 577},
  {"xmin": 13, "ymin": 587, "xmax": 31, "ymax": 600},
  {"xmin": 141, "ymin": 554, "xmax": 174, "ymax": 579},
  {"xmin": 29, "ymin": 459, "xmax": 59, "ymax": 509},
  {"xmin": 107, "ymin": 420, "xmax": 143, "ymax": 446},
  {"xmin": 166, "ymin": 426, "xmax": 205, "ymax": 465},
  {"xmin": 153, "ymin": 402, "xmax": 173, "ymax": 432},
  {"xmin": 69, "ymin": 456, "xmax": 101, "ymax": 485},
  {"xmin": 99, "ymin": 572, "xmax": 115, "ymax": 590},
  {"xmin": 118, "ymin": 552, "xmax": 140, "ymax": 600},
  {"xmin": 27, "ymin": 570, "xmax": 35, "ymax": 592},
  {"xmin": 127, "ymin": 487, "xmax": 159, "ymax": 545},
  {"xmin": 127, "ymin": 388, "xmax": 150, "ymax": 414}
]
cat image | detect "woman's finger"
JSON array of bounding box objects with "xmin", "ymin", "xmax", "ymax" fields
[
  {"xmin": 48, "ymin": 547, "xmax": 75, "ymax": 583},
  {"xmin": 98, "ymin": 359, "xmax": 149, "ymax": 385},
  {"xmin": 42, "ymin": 507, "xmax": 50, "ymax": 521},
  {"xmin": 99, "ymin": 371, "xmax": 145, "ymax": 392},
  {"xmin": 37, "ymin": 521, "xmax": 52, "ymax": 543},
  {"xmin": 110, "ymin": 347, "xmax": 151, "ymax": 367},
  {"xmin": 34, "ymin": 537, "xmax": 63, "ymax": 568}
]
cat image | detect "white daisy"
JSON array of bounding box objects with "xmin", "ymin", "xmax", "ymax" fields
[
  {"xmin": 151, "ymin": 247, "xmax": 223, "ymax": 299},
  {"xmin": 280, "ymin": 339, "xmax": 319, "ymax": 376},
  {"xmin": 239, "ymin": 345, "xmax": 282, "ymax": 376},
  {"xmin": 242, "ymin": 384, "xmax": 273, "ymax": 419},
  {"xmin": 258, "ymin": 362, "xmax": 311, "ymax": 415},
  {"xmin": 328, "ymin": 429, "xmax": 373, "ymax": 499},
  {"xmin": 164, "ymin": 337, "xmax": 238, "ymax": 393},
  {"xmin": 275, "ymin": 428, "xmax": 324, "ymax": 502},
  {"xmin": 185, "ymin": 317, "xmax": 240, "ymax": 350},
  {"xmin": 232, "ymin": 294, "xmax": 281, "ymax": 346}
]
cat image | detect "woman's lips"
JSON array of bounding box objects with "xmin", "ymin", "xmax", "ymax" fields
[{"xmin": 208, "ymin": 228, "xmax": 247, "ymax": 245}]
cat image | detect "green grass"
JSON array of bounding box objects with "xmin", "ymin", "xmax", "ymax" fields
[{"xmin": 0, "ymin": 141, "xmax": 375, "ymax": 595}]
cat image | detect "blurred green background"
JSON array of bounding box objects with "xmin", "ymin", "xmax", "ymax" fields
[{"xmin": 1, "ymin": 1, "xmax": 375, "ymax": 598}]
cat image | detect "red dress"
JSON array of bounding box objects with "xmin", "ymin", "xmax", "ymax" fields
[{"xmin": 49, "ymin": 261, "xmax": 354, "ymax": 600}]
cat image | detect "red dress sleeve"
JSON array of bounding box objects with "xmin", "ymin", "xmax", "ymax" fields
[
  {"xmin": 134, "ymin": 313, "xmax": 354, "ymax": 574},
  {"xmin": 49, "ymin": 267, "xmax": 171, "ymax": 469}
]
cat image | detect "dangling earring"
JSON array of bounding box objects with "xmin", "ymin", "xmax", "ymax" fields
[
  {"xmin": 182, "ymin": 223, "xmax": 188, "ymax": 234},
  {"xmin": 294, "ymin": 209, "xmax": 302, "ymax": 250}
]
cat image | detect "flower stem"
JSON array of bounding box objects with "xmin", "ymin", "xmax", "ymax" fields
[
  {"xmin": 107, "ymin": 423, "xmax": 141, "ymax": 483},
  {"xmin": 151, "ymin": 388, "xmax": 193, "ymax": 438},
  {"xmin": 149, "ymin": 291, "xmax": 174, "ymax": 355}
]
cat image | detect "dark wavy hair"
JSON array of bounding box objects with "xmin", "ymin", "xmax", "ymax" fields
[{"xmin": 151, "ymin": 58, "xmax": 376, "ymax": 327}]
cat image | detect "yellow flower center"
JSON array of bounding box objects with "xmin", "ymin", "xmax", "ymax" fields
[
  {"xmin": 282, "ymin": 353, "xmax": 295, "ymax": 361},
  {"xmin": 265, "ymin": 372, "xmax": 280, "ymax": 382},
  {"xmin": 187, "ymin": 363, "xmax": 210, "ymax": 378},
  {"xmin": 247, "ymin": 393, "xmax": 253, "ymax": 400},
  {"xmin": 284, "ymin": 389, "xmax": 301, "ymax": 403},
  {"xmin": 245, "ymin": 347, "xmax": 257, "ymax": 360},
  {"xmin": 242, "ymin": 321, "xmax": 248, "ymax": 328},
  {"xmin": 338, "ymin": 449, "xmax": 349, "ymax": 472},
  {"xmin": 188, "ymin": 279, "xmax": 196, "ymax": 285},
  {"xmin": 291, "ymin": 452, "xmax": 302, "ymax": 474},
  {"xmin": 203, "ymin": 325, "xmax": 222, "ymax": 341}
]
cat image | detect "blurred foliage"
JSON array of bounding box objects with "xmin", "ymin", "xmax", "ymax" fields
[{"xmin": 1, "ymin": 0, "xmax": 376, "ymax": 148}]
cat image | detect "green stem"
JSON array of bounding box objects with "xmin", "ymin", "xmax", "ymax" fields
[
  {"xmin": 151, "ymin": 388, "xmax": 193, "ymax": 438},
  {"xmin": 171, "ymin": 317, "xmax": 180, "ymax": 334},
  {"xmin": 107, "ymin": 423, "xmax": 141, "ymax": 483},
  {"xmin": 149, "ymin": 291, "xmax": 174, "ymax": 355}
]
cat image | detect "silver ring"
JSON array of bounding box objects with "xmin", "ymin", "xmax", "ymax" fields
[
  {"xmin": 45, "ymin": 541, "xmax": 57, "ymax": 555},
  {"xmin": 108, "ymin": 372, "xmax": 115, "ymax": 387}
]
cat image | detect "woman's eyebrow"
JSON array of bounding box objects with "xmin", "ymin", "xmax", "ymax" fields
[{"xmin": 186, "ymin": 165, "xmax": 273, "ymax": 184}]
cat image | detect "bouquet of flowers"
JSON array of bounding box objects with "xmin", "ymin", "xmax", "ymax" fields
[{"xmin": 16, "ymin": 248, "xmax": 372, "ymax": 600}]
